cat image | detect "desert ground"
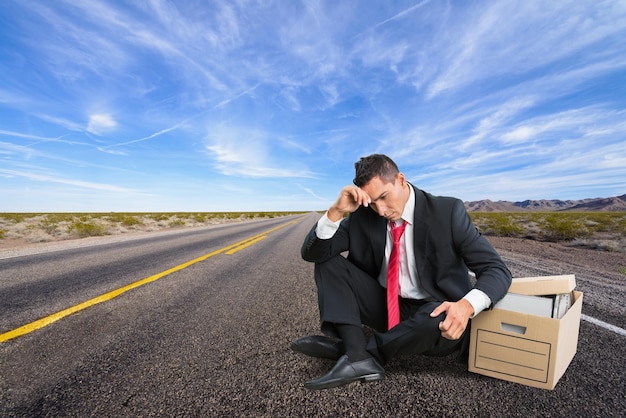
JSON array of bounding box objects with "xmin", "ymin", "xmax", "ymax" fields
[
  {"xmin": 1, "ymin": 212, "xmax": 624, "ymax": 279},
  {"xmin": 488, "ymin": 235, "xmax": 625, "ymax": 278}
]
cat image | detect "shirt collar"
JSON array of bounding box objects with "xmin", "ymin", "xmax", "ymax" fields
[{"xmin": 400, "ymin": 183, "xmax": 415, "ymax": 226}]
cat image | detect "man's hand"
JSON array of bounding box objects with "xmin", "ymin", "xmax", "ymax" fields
[
  {"xmin": 327, "ymin": 185, "xmax": 372, "ymax": 222},
  {"xmin": 430, "ymin": 299, "xmax": 474, "ymax": 340}
]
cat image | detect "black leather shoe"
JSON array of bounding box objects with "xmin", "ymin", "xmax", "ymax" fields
[
  {"xmin": 304, "ymin": 354, "xmax": 384, "ymax": 390},
  {"xmin": 290, "ymin": 335, "xmax": 344, "ymax": 360}
]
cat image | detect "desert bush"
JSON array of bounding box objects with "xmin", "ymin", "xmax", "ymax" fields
[
  {"xmin": 0, "ymin": 229, "xmax": 5, "ymax": 239},
  {"xmin": 45, "ymin": 213, "xmax": 76, "ymax": 223},
  {"xmin": 0, "ymin": 213, "xmax": 39, "ymax": 223},
  {"xmin": 169, "ymin": 218, "xmax": 186, "ymax": 227},
  {"xmin": 489, "ymin": 214, "xmax": 525, "ymax": 237},
  {"xmin": 192, "ymin": 213, "xmax": 207, "ymax": 223},
  {"xmin": 581, "ymin": 212, "xmax": 626, "ymax": 234},
  {"xmin": 114, "ymin": 215, "xmax": 143, "ymax": 227},
  {"xmin": 69, "ymin": 220, "xmax": 106, "ymax": 237},
  {"xmin": 39, "ymin": 218, "xmax": 59, "ymax": 235},
  {"xmin": 470, "ymin": 213, "xmax": 525, "ymax": 237},
  {"xmin": 258, "ymin": 212, "xmax": 278, "ymax": 218},
  {"xmin": 470, "ymin": 212, "xmax": 625, "ymax": 243},
  {"xmin": 146, "ymin": 213, "xmax": 171, "ymax": 222},
  {"xmin": 616, "ymin": 215, "xmax": 626, "ymax": 234},
  {"xmin": 539, "ymin": 213, "xmax": 591, "ymax": 241}
]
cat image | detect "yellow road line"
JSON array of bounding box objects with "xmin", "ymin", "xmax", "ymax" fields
[
  {"xmin": 225, "ymin": 235, "xmax": 266, "ymax": 254},
  {"xmin": 0, "ymin": 219, "xmax": 300, "ymax": 343}
]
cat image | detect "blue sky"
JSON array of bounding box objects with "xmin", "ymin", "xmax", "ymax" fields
[{"xmin": 1, "ymin": 0, "xmax": 625, "ymax": 212}]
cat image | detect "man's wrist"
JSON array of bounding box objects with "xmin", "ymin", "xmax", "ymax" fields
[
  {"xmin": 326, "ymin": 207, "xmax": 344, "ymax": 222},
  {"xmin": 459, "ymin": 298, "xmax": 475, "ymax": 318},
  {"xmin": 463, "ymin": 289, "xmax": 491, "ymax": 319}
]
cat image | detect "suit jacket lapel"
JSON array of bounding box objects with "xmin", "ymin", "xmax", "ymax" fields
[
  {"xmin": 369, "ymin": 212, "xmax": 387, "ymax": 273},
  {"xmin": 411, "ymin": 185, "xmax": 430, "ymax": 282}
]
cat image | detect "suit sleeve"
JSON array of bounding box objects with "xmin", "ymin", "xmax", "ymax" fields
[
  {"xmin": 301, "ymin": 216, "xmax": 350, "ymax": 263},
  {"xmin": 451, "ymin": 200, "xmax": 512, "ymax": 307}
]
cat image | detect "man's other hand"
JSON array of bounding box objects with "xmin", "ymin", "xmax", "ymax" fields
[{"xmin": 430, "ymin": 299, "xmax": 474, "ymax": 340}]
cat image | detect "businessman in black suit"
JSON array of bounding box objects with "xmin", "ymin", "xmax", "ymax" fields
[{"xmin": 292, "ymin": 154, "xmax": 512, "ymax": 390}]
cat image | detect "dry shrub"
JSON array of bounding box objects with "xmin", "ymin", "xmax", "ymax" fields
[
  {"xmin": 69, "ymin": 220, "xmax": 106, "ymax": 237},
  {"xmin": 470, "ymin": 212, "xmax": 626, "ymax": 251}
]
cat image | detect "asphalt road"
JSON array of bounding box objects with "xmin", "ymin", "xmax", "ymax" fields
[{"xmin": 0, "ymin": 213, "xmax": 624, "ymax": 417}]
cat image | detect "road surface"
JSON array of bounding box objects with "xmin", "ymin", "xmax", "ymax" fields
[{"xmin": 0, "ymin": 213, "xmax": 624, "ymax": 416}]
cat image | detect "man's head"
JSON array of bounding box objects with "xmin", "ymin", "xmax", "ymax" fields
[
  {"xmin": 353, "ymin": 154, "xmax": 410, "ymax": 221},
  {"xmin": 353, "ymin": 154, "xmax": 399, "ymax": 187}
]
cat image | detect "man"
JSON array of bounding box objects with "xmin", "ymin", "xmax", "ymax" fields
[{"xmin": 292, "ymin": 154, "xmax": 512, "ymax": 390}]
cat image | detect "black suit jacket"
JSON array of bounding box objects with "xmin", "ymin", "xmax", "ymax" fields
[{"xmin": 302, "ymin": 185, "xmax": 511, "ymax": 307}]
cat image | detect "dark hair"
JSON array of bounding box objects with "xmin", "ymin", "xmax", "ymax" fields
[{"xmin": 353, "ymin": 154, "xmax": 399, "ymax": 187}]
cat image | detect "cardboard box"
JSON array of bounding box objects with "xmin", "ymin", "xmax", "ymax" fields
[{"xmin": 468, "ymin": 275, "xmax": 583, "ymax": 389}]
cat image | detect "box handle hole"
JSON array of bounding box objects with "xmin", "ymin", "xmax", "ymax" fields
[{"xmin": 501, "ymin": 323, "xmax": 527, "ymax": 334}]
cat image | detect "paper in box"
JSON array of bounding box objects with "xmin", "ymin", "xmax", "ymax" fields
[{"xmin": 468, "ymin": 275, "xmax": 582, "ymax": 390}]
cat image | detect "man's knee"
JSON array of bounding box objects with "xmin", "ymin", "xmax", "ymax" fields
[
  {"xmin": 314, "ymin": 255, "xmax": 354, "ymax": 288},
  {"xmin": 314, "ymin": 254, "xmax": 348, "ymax": 274}
]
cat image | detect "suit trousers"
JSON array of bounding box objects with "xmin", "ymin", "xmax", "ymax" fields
[{"xmin": 314, "ymin": 254, "xmax": 468, "ymax": 365}]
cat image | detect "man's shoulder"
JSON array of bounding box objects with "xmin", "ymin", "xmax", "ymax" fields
[{"xmin": 414, "ymin": 187, "xmax": 463, "ymax": 210}]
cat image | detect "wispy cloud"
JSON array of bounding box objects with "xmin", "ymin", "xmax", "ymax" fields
[
  {"xmin": 460, "ymin": 97, "xmax": 536, "ymax": 150},
  {"xmin": 98, "ymin": 122, "xmax": 185, "ymax": 152},
  {"xmin": 425, "ymin": 1, "xmax": 626, "ymax": 99},
  {"xmin": 0, "ymin": 130, "xmax": 87, "ymax": 146},
  {"xmin": 500, "ymin": 107, "xmax": 623, "ymax": 144},
  {"xmin": 0, "ymin": 169, "xmax": 134, "ymax": 192},
  {"xmin": 368, "ymin": 0, "xmax": 432, "ymax": 32},
  {"xmin": 206, "ymin": 124, "xmax": 315, "ymax": 178}
]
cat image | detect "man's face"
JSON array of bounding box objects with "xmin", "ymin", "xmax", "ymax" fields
[{"xmin": 360, "ymin": 173, "xmax": 410, "ymax": 222}]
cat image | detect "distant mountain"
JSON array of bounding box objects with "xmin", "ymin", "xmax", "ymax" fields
[
  {"xmin": 464, "ymin": 194, "xmax": 626, "ymax": 212},
  {"xmin": 565, "ymin": 194, "xmax": 626, "ymax": 211}
]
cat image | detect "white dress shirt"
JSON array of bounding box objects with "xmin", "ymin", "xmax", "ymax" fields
[{"xmin": 377, "ymin": 185, "xmax": 431, "ymax": 300}]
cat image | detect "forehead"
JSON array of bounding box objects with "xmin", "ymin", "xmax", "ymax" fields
[{"xmin": 362, "ymin": 176, "xmax": 395, "ymax": 199}]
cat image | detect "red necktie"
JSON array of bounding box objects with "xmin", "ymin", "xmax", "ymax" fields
[{"xmin": 387, "ymin": 220, "xmax": 407, "ymax": 330}]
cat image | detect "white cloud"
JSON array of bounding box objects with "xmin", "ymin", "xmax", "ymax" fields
[
  {"xmin": 86, "ymin": 113, "xmax": 118, "ymax": 135},
  {"xmin": 205, "ymin": 124, "xmax": 314, "ymax": 178}
]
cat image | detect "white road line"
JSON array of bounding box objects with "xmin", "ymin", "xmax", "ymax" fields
[{"xmin": 581, "ymin": 314, "xmax": 626, "ymax": 337}]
